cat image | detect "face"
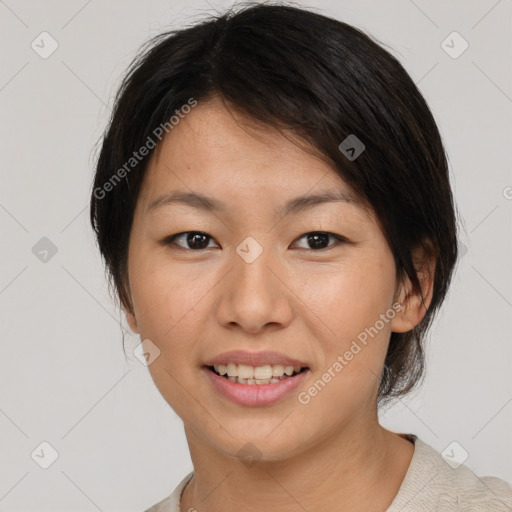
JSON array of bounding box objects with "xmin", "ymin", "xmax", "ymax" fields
[{"xmin": 125, "ymin": 97, "xmax": 421, "ymax": 461}]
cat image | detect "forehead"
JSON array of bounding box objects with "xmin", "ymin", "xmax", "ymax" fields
[
  {"xmin": 149, "ymin": 98, "xmax": 329, "ymax": 178},
  {"xmin": 138, "ymin": 98, "xmax": 372, "ymax": 220}
]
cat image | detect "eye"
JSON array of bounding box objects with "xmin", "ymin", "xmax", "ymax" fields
[
  {"xmin": 161, "ymin": 231, "xmax": 217, "ymax": 250},
  {"xmin": 161, "ymin": 231, "xmax": 347, "ymax": 251},
  {"xmin": 292, "ymin": 231, "xmax": 347, "ymax": 251}
]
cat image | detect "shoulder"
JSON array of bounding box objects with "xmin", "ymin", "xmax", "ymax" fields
[
  {"xmin": 143, "ymin": 472, "xmax": 194, "ymax": 512},
  {"xmin": 388, "ymin": 435, "xmax": 512, "ymax": 511}
]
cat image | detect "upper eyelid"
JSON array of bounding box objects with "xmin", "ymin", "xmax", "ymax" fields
[{"xmin": 164, "ymin": 231, "xmax": 346, "ymax": 249}]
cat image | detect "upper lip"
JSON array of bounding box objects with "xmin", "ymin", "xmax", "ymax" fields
[{"xmin": 204, "ymin": 350, "xmax": 309, "ymax": 368}]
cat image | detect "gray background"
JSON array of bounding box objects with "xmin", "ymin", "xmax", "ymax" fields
[{"xmin": 0, "ymin": 0, "xmax": 511, "ymax": 510}]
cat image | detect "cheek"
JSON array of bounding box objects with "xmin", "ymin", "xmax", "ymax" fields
[
  {"xmin": 303, "ymin": 252, "xmax": 396, "ymax": 377},
  {"xmin": 127, "ymin": 254, "xmax": 213, "ymax": 413},
  {"xmin": 302, "ymin": 252, "xmax": 395, "ymax": 329},
  {"xmin": 128, "ymin": 247, "xmax": 210, "ymax": 338}
]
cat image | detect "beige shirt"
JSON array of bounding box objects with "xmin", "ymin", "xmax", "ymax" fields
[{"xmin": 144, "ymin": 434, "xmax": 512, "ymax": 511}]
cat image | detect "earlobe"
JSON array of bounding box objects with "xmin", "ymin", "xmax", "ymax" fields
[
  {"xmin": 125, "ymin": 310, "xmax": 139, "ymax": 334},
  {"xmin": 390, "ymin": 289, "xmax": 426, "ymax": 333},
  {"xmin": 391, "ymin": 246, "xmax": 435, "ymax": 334},
  {"xmin": 390, "ymin": 284, "xmax": 415, "ymax": 334},
  {"xmin": 122, "ymin": 283, "xmax": 139, "ymax": 333}
]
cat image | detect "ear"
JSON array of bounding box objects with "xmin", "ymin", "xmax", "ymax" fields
[
  {"xmin": 391, "ymin": 244, "xmax": 436, "ymax": 334},
  {"xmin": 121, "ymin": 281, "xmax": 139, "ymax": 333},
  {"xmin": 125, "ymin": 309, "xmax": 139, "ymax": 334}
]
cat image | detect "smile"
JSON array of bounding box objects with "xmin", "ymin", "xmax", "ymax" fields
[
  {"xmin": 203, "ymin": 365, "xmax": 310, "ymax": 406},
  {"xmin": 210, "ymin": 363, "xmax": 307, "ymax": 385}
]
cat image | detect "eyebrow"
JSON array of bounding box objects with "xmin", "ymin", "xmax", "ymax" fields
[{"xmin": 147, "ymin": 189, "xmax": 365, "ymax": 217}]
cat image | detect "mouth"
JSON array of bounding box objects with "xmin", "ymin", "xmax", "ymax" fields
[
  {"xmin": 201, "ymin": 350, "xmax": 311, "ymax": 406},
  {"xmin": 203, "ymin": 363, "xmax": 310, "ymax": 406},
  {"xmin": 205, "ymin": 363, "xmax": 309, "ymax": 385}
]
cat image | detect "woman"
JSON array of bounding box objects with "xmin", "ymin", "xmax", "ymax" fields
[{"xmin": 89, "ymin": 3, "xmax": 512, "ymax": 511}]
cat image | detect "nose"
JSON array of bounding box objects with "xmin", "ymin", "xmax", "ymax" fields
[{"xmin": 215, "ymin": 241, "xmax": 294, "ymax": 334}]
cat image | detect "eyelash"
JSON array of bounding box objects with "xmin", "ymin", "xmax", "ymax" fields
[{"xmin": 160, "ymin": 231, "xmax": 348, "ymax": 252}]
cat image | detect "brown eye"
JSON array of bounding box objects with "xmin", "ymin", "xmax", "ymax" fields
[
  {"xmin": 161, "ymin": 230, "xmax": 347, "ymax": 252},
  {"xmin": 162, "ymin": 231, "xmax": 217, "ymax": 250},
  {"xmin": 293, "ymin": 232, "xmax": 346, "ymax": 250}
]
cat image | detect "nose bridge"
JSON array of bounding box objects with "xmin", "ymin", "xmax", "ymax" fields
[
  {"xmin": 235, "ymin": 234, "xmax": 267, "ymax": 266},
  {"xmin": 233, "ymin": 234, "xmax": 275, "ymax": 291},
  {"xmin": 218, "ymin": 233, "xmax": 292, "ymax": 331}
]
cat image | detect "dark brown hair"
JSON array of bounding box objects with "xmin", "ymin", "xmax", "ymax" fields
[{"xmin": 90, "ymin": 2, "xmax": 459, "ymax": 406}]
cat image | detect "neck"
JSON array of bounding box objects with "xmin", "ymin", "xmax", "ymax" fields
[{"xmin": 180, "ymin": 411, "xmax": 414, "ymax": 512}]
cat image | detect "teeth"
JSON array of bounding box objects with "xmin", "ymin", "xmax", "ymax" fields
[
  {"xmin": 216, "ymin": 364, "xmax": 227, "ymax": 376},
  {"xmin": 227, "ymin": 363, "xmax": 237, "ymax": 377},
  {"xmin": 272, "ymin": 364, "xmax": 285, "ymax": 377},
  {"xmin": 212, "ymin": 363, "xmax": 305, "ymax": 381},
  {"xmin": 254, "ymin": 365, "xmax": 272, "ymax": 380},
  {"xmin": 238, "ymin": 364, "xmax": 254, "ymax": 379},
  {"xmin": 284, "ymin": 366, "xmax": 294, "ymax": 376}
]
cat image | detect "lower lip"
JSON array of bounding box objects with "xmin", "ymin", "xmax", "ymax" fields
[{"xmin": 203, "ymin": 367, "xmax": 309, "ymax": 407}]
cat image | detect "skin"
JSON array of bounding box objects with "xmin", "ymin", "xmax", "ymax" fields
[{"xmin": 125, "ymin": 96, "xmax": 435, "ymax": 511}]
